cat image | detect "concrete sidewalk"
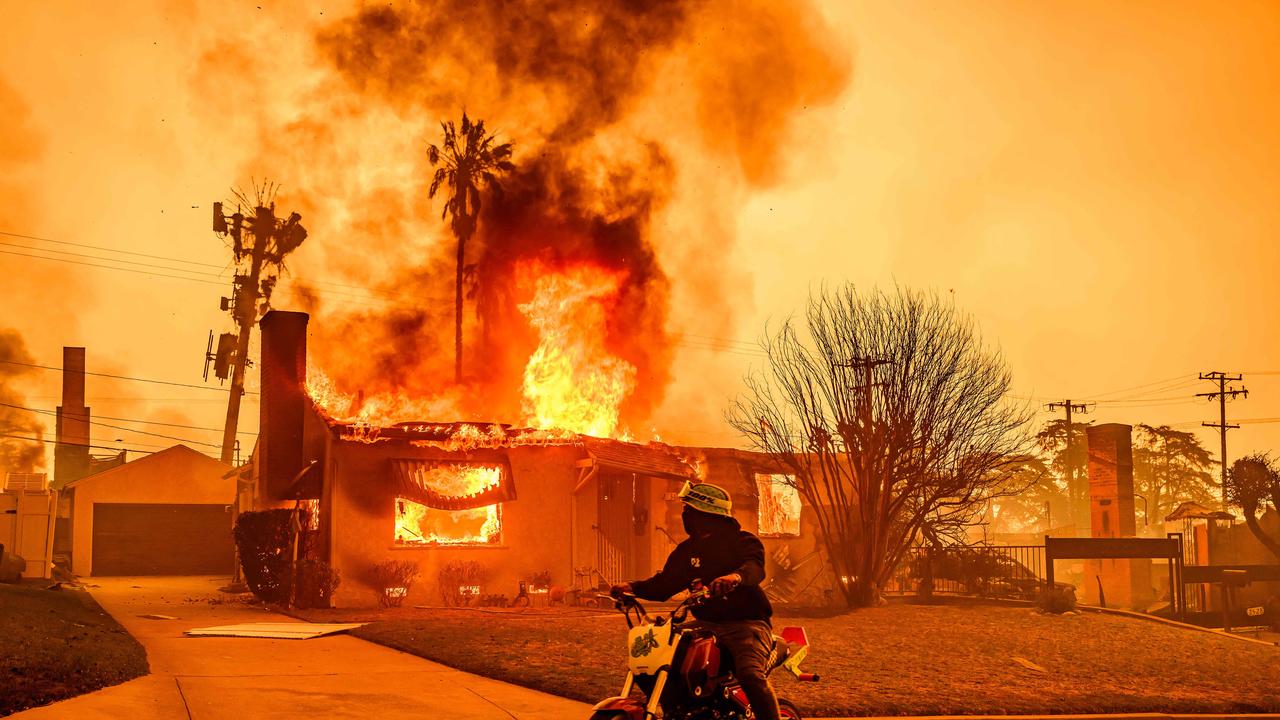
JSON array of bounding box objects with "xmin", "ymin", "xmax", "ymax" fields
[{"xmin": 13, "ymin": 576, "xmax": 590, "ymax": 719}]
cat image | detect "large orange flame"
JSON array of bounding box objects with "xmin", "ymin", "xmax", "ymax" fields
[
  {"xmin": 305, "ymin": 261, "xmax": 638, "ymax": 441},
  {"xmin": 394, "ymin": 465, "xmax": 503, "ymax": 545},
  {"xmin": 517, "ymin": 260, "xmax": 636, "ymax": 438}
]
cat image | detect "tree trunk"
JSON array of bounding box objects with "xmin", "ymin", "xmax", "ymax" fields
[
  {"xmin": 1244, "ymin": 511, "xmax": 1280, "ymax": 564},
  {"xmin": 454, "ymin": 232, "xmax": 466, "ymax": 384}
]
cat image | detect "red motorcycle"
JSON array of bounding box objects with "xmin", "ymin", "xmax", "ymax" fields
[{"xmin": 589, "ymin": 587, "xmax": 819, "ymax": 719}]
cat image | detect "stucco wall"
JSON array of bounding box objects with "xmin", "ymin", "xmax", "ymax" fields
[
  {"xmin": 326, "ymin": 441, "xmax": 584, "ymax": 607},
  {"xmin": 67, "ymin": 445, "xmax": 233, "ymax": 576},
  {"xmin": 698, "ymin": 449, "xmax": 831, "ymax": 603}
]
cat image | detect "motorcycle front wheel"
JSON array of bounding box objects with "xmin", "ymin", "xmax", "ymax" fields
[{"xmin": 779, "ymin": 698, "xmax": 803, "ymax": 719}]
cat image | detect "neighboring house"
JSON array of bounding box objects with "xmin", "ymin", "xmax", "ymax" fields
[
  {"xmin": 62, "ymin": 444, "xmax": 234, "ymax": 576},
  {"xmin": 245, "ymin": 311, "xmax": 825, "ymax": 608}
]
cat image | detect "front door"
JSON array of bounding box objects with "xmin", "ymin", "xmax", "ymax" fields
[{"xmin": 597, "ymin": 472, "xmax": 635, "ymax": 585}]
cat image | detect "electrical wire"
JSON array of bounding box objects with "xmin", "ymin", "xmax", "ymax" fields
[
  {"xmin": 0, "ymin": 359, "xmax": 258, "ymax": 395},
  {"xmin": 0, "ymin": 432, "xmax": 163, "ymax": 455},
  {"xmin": 0, "ymin": 229, "xmax": 226, "ymax": 268},
  {"xmin": 0, "ymin": 402, "xmax": 225, "ymax": 449}
]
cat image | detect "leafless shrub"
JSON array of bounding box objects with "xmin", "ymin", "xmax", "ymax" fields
[{"xmin": 728, "ymin": 285, "xmax": 1032, "ymax": 607}]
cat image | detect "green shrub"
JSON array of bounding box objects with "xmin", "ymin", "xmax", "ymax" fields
[{"xmin": 1035, "ymin": 584, "xmax": 1077, "ymax": 614}]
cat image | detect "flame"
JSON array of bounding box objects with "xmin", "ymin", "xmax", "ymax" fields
[
  {"xmin": 517, "ymin": 260, "xmax": 636, "ymax": 438},
  {"xmin": 306, "ymin": 363, "xmax": 463, "ymax": 426},
  {"xmin": 305, "ymin": 260, "xmax": 641, "ymax": 442},
  {"xmin": 395, "ymin": 465, "xmax": 503, "ymax": 545},
  {"xmin": 755, "ymin": 473, "xmax": 802, "ymax": 536}
]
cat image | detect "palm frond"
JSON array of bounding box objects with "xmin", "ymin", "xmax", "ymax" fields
[{"xmin": 426, "ymin": 144, "xmax": 440, "ymax": 165}]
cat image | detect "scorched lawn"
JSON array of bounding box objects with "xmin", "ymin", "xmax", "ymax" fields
[{"xmin": 299, "ymin": 601, "xmax": 1280, "ymax": 716}]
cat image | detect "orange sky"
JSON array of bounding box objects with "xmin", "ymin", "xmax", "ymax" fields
[{"xmin": 1, "ymin": 0, "xmax": 1277, "ymax": 470}]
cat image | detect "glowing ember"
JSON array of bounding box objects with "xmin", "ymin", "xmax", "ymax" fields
[
  {"xmin": 395, "ymin": 465, "xmax": 504, "ymax": 545},
  {"xmin": 517, "ymin": 261, "xmax": 636, "ymax": 438},
  {"xmin": 755, "ymin": 473, "xmax": 802, "ymax": 536}
]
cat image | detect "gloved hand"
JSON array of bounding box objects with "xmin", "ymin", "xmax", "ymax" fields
[
  {"xmin": 610, "ymin": 582, "xmax": 634, "ymax": 599},
  {"xmin": 709, "ymin": 572, "xmax": 742, "ymax": 597}
]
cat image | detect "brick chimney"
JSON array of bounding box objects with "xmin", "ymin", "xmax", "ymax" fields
[
  {"xmin": 1086, "ymin": 423, "xmax": 1136, "ymax": 538},
  {"xmin": 54, "ymin": 347, "xmax": 90, "ymax": 488},
  {"xmin": 1085, "ymin": 422, "xmax": 1150, "ymax": 609},
  {"xmin": 259, "ymin": 311, "xmax": 309, "ymax": 501}
]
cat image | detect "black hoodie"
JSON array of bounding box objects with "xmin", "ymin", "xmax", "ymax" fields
[{"xmin": 630, "ymin": 516, "xmax": 773, "ymax": 623}]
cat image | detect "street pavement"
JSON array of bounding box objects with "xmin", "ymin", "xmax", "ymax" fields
[{"xmin": 12, "ymin": 576, "xmax": 591, "ymax": 719}]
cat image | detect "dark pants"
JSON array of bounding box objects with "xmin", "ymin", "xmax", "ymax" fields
[{"xmin": 686, "ymin": 619, "xmax": 781, "ymax": 720}]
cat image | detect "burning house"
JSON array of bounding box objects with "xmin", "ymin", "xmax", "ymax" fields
[{"xmin": 243, "ymin": 310, "xmax": 822, "ymax": 608}]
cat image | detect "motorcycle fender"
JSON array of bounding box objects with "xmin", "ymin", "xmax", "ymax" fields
[{"xmin": 590, "ymin": 696, "xmax": 647, "ymax": 719}]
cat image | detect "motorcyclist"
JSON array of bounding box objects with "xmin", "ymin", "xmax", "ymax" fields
[{"xmin": 612, "ymin": 481, "xmax": 780, "ymax": 720}]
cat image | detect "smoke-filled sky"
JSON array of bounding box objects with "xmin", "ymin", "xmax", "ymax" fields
[{"xmin": 1, "ymin": 0, "xmax": 1277, "ymax": 473}]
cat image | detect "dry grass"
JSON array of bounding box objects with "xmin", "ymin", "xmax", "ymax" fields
[
  {"xmin": 298, "ymin": 599, "xmax": 1280, "ymax": 717},
  {"xmin": 0, "ymin": 582, "xmax": 148, "ymax": 717}
]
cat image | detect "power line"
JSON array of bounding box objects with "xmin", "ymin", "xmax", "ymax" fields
[
  {"xmin": 0, "ymin": 402, "xmax": 224, "ymax": 449},
  {"xmin": 0, "ymin": 229, "xmax": 225, "ymax": 268},
  {"xmin": 0, "ymin": 240, "xmax": 228, "ymax": 276},
  {"xmin": 1075, "ymin": 373, "xmax": 1196, "ymax": 401},
  {"xmin": 0, "ymin": 227, "xmax": 408, "ymax": 308},
  {"xmin": 0, "ymin": 432, "xmax": 163, "ymax": 455},
  {"xmin": 0, "ymin": 359, "xmax": 258, "ymax": 395},
  {"xmin": 91, "ymin": 412, "xmax": 258, "ymax": 436}
]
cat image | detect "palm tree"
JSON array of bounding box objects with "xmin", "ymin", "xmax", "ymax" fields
[{"xmin": 427, "ymin": 112, "xmax": 514, "ymax": 383}]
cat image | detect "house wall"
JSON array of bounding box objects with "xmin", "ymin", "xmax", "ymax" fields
[
  {"xmin": 67, "ymin": 447, "xmax": 234, "ymax": 576},
  {"xmin": 696, "ymin": 449, "xmax": 832, "ymax": 603},
  {"xmin": 325, "ymin": 441, "xmax": 584, "ymax": 607},
  {"xmin": 1207, "ymin": 510, "xmax": 1280, "ymax": 610}
]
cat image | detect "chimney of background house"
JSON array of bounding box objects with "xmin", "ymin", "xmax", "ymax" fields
[
  {"xmin": 1087, "ymin": 423, "xmax": 1136, "ymax": 538},
  {"xmin": 54, "ymin": 347, "xmax": 90, "ymax": 488},
  {"xmin": 259, "ymin": 311, "xmax": 309, "ymax": 501}
]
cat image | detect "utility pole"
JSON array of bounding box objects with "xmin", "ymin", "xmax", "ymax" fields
[
  {"xmin": 1197, "ymin": 371, "xmax": 1247, "ymax": 509},
  {"xmin": 206, "ymin": 186, "xmax": 308, "ymax": 464},
  {"xmin": 838, "ymin": 356, "xmax": 894, "ymax": 429},
  {"xmin": 1046, "ymin": 399, "xmax": 1089, "ymax": 527}
]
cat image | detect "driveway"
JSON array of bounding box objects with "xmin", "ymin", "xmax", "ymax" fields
[{"xmin": 13, "ymin": 576, "xmax": 590, "ymax": 719}]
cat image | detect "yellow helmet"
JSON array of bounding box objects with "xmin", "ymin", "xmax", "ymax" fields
[{"xmin": 677, "ymin": 481, "xmax": 733, "ymax": 518}]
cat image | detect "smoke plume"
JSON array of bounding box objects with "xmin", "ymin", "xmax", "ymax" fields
[
  {"xmin": 0, "ymin": 330, "xmax": 45, "ymax": 474},
  {"xmin": 201, "ymin": 0, "xmax": 850, "ymax": 431}
]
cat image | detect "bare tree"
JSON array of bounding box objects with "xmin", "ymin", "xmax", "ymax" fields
[
  {"xmin": 727, "ymin": 285, "xmax": 1032, "ymax": 608},
  {"xmin": 1226, "ymin": 453, "xmax": 1280, "ymax": 563}
]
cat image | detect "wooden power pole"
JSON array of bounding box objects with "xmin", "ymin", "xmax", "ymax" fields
[
  {"xmin": 1197, "ymin": 371, "xmax": 1247, "ymax": 509},
  {"xmin": 207, "ymin": 189, "xmax": 308, "ymax": 464},
  {"xmin": 1046, "ymin": 399, "xmax": 1089, "ymax": 527}
]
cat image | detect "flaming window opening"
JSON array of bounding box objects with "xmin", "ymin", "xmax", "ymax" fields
[
  {"xmin": 756, "ymin": 473, "xmax": 801, "ymax": 537},
  {"xmin": 393, "ymin": 463, "xmax": 507, "ymax": 545}
]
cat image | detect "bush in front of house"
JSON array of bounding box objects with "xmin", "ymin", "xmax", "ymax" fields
[
  {"xmin": 1035, "ymin": 584, "xmax": 1078, "ymax": 614},
  {"xmin": 234, "ymin": 509, "xmax": 334, "ymax": 607},
  {"xmin": 437, "ymin": 559, "xmax": 487, "ymax": 607},
  {"xmin": 294, "ymin": 559, "xmax": 341, "ymax": 609},
  {"xmin": 371, "ymin": 559, "xmax": 421, "ymax": 607}
]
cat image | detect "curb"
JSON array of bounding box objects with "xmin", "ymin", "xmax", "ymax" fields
[{"xmin": 1077, "ymin": 604, "xmax": 1279, "ymax": 647}]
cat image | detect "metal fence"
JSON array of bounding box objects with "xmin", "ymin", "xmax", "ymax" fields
[{"xmin": 885, "ymin": 544, "xmax": 1047, "ymax": 600}]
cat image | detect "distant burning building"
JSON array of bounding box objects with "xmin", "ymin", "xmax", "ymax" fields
[{"xmin": 244, "ymin": 310, "xmax": 820, "ymax": 608}]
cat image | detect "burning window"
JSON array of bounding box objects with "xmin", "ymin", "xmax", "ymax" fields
[
  {"xmin": 392, "ymin": 462, "xmax": 512, "ymax": 546},
  {"xmin": 755, "ymin": 473, "xmax": 801, "ymax": 537}
]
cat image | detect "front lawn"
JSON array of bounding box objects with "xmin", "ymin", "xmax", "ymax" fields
[
  {"xmin": 299, "ymin": 600, "xmax": 1280, "ymax": 717},
  {"xmin": 0, "ymin": 582, "xmax": 148, "ymax": 717}
]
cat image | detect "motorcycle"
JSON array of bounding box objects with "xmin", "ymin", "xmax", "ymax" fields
[{"xmin": 589, "ymin": 585, "xmax": 820, "ymax": 719}]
